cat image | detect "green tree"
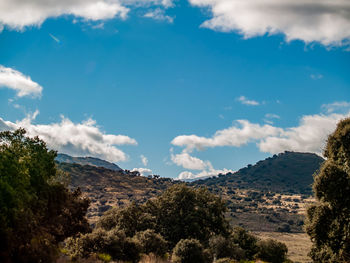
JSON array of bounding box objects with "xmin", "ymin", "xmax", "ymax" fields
[
  {"xmin": 172, "ymin": 238, "xmax": 208, "ymax": 263},
  {"xmin": 306, "ymin": 118, "xmax": 350, "ymax": 262},
  {"xmin": 146, "ymin": 184, "xmax": 230, "ymax": 247},
  {"xmin": 230, "ymin": 226, "xmax": 258, "ymax": 260},
  {"xmin": 0, "ymin": 129, "xmax": 90, "ymax": 262}
]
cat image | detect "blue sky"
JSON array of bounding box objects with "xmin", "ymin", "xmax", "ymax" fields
[{"xmin": 0, "ymin": 0, "xmax": 350, "ymax": 179}]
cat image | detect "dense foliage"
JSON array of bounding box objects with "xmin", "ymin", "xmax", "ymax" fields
[
  {"xmin": 172, "ymin": 238, "xmax": 211, "ymax": 263},
  {"xmin": 0, "ymin": 129, "xmax": 90, "ymax": 262},
  {"xmin": 65, "ymin": 184, "xmax": 289, "ymax": 262},
  {"xmin": 306, "ymin": 118, "xmax": 350, "ymax": 262}
]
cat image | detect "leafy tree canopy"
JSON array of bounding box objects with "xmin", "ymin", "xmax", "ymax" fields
[
  {"xmin": 0, "ymin": 129, "xmax": 90, "ymax": 262},
  {"xmin": 306, "ymin": 118, "xmax": 350, "ymax": 262}
]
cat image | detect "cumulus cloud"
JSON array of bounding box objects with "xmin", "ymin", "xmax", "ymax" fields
[
  {"xmin": 131, "ymin": 167, "xmax": 153, "ymax": 176},
  {"xmin": 0, "ymin": 0, "xmax": 175, "ymax": 30},
  {"xmin": 237, "ymin": 95, "xmax": 260, "ymax": 106},
  {"xmin": 0, "ymin": 65, "xmax": 42, "ymax": 98},
  {"xmin": 144, "ymin": 8, "xmax": 174, "ymax": 23},
  {"xmin": 259, "ymin": 112, "xmax": 349, "ymax": 154},
  {"xmin": 141, "ymin": 154, "xmax": 148, "ymax": 166},
  {"xmin": 0, "ymin": 112, "xmax": 137, "ymax": 162},
  {"xmin": 171, "ymin": 120, "xmax": 282, "ymax": 152},
  {"xmin": 0, "ymin": 0, "xmax": 129, "ymax": 30},
  {"xmin": 172, "ymin": 104, "xmax": 350, "ymax": 156},
  {"xmin": 177, "ymin": 167, "xmax": 234, "ymax": 180},
  {"xmin": 189, "ymin": 0, "xmax": 350, "ymax": 46},
  {"xmin": 171, "ymin": 152, "xmax": 210, "ymax": 170}
]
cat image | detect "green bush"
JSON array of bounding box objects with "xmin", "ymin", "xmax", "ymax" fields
[
  {"xmin": 230, "ymin": 227, "xmax": 257, "ymax": 260},
  {"xmin": 134, "ymin": 229, "xmax": 168, "ymax": 256},
  {"xmin": 172, "ymin": 238, "xmax": 207, "ymax": 263},
  {"xmin": 209, "ymin": 235, "xmax": 244, "ymax": 260},
  {"xmin": 65, "ymin": 228, "xmax": 141, "ymax": 262},
  {"xmin": 255, "ymin": 239, "xmax": 288, "ymax": 263}
]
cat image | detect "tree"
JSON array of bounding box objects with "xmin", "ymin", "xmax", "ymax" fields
[
  {"xmin": 0, "ymin": 129, "xmax": 90, "ymax": 262},
  {"xmin": 172, "ymin": 239, "xmax": 208, "ymax": 263},
  {"xmin": 146, "ymin": 184, "xmax": 230, "ymax": 247},
  {"xmin": 306, "ymin": 118, "xmax": 350, "ymax": 262}
]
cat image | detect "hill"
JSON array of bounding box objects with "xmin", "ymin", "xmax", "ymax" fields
[
  {"xmin": 56, "ymin": 153, "xmax": 123, "ymax": 171},
  {"xmin": 58, "ymin": 162, "xmax": 176, "ymax": 223},
  {"xmin": 58, "ymin": 151, "xmax": 323, "ymax": 232},
  {"xmin": 193, "ymin": 151, "xmax": 324, "ymax": 194}
]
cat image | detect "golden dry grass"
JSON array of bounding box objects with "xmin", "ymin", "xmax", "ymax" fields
[{"xmin": 255, "ymin": 232, "xmax": 312, "ymax": 263}]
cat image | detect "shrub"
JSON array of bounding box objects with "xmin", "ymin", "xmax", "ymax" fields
[
  {"xmin": 230, "ymin": 227, "xmax": 257, "ymax": 260},
  {"xmin": 172, "ymin": 239, "xmax": 207, "ymax": 263},
  {"xmin": 64, "ymin": 228, "xmax": 141, "ymax": 262},
  {"xmin": 134, "ymin": 229, "xmax": 168, "ymax": 256},
  {"xmin": 255, "ymin": 239, "xmax": 288, "ymax": 263},
  {"xmin": 209, "ymin": 235, "xmax": 244, "ymax": 260},
  {"xmin": 277, "ymin": 223, "xmax": 291, "ymax": 233}
]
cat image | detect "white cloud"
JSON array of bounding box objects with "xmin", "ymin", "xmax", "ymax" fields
[
  {"xmin": 49, "ymin": 33, "xmax": 60, "ymax": 43},
  {"xmin": 263, "ymin": 113, "xmax": 280, "ymax": 124},
  {"xmin": 172, "ymin": 106, "xmax": 350, "ymax": 156},
  {"xmin": 0, "ymin": 112, "xmax": 137, "ymax": 162},
  {"xmin": 0, "ymin": 0, "xmax": 130, "ymax": 30},
  {"xmin": 171, "ymin": 152, "xmax": 210, "ymax": 170},
  {"xmin": 310, "ymin": 73, "xmax": 323, "ymax": 80},
  {"xmin": 237, "ymin": 96, "xmax": 260, "ymax": 106},
  {"xmin": 177, "ymin": 167, "xmax": 234, "ymax": 180},
  {"xmin": 131, "ymin": 167, "xmax": 153, "ymax": 176},
  {"xmin": 141, "ymin": 154, "xmax": 148, "ymax": 166},
  {"xmin": 321, "ymin": 101, "xmax": 350, "ymax": 113},
  {"xmin": 144, "ymin": 8, "xmax": 174, "ymax": 23},
  {"xmin": 0, "ymin": 0, "xmax": 175, "ymax": 30},
  {"xmin": 171, "ymin": 120, "xmax": 282, "ymax": 152},
  {"xmin": 259, "ymin": 112, "xmax": 350, "ymax": 154},
  {"xmin": 189, "ymin": 0, "xmax": 350, "ymax": 47},
  {"xmin": 0, "ymin": 65, "xmax": 42, "ymax": 98}
]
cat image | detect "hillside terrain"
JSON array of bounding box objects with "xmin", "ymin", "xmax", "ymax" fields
[
  {"xmin": 57, "ymin": 151, "xmax": 322, "ymax": 232},
  {"xmin": 56, "ymin": 153, "xmax": 123, "ymax": 171},
  {"xmin": 191, "ymin": 152, "xmax": 323, "ymax": 232},
  {"xmin": 193, "ymin": 151, "xmax": 324, "ymax": 194},
  {"xmin": 58, "ymin": 162, "xmax": 176, "ymax": 223}
]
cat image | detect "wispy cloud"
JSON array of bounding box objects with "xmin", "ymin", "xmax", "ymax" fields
[
  {"xmin": 310, "ymin": 73, "xmax": 323, "ymax": 80},
  {"xmin": 322, "ymin": 101, "xmax": 350, "ymax": 113},
  {"xmin": 141, "ymin": 154, "xmax": 148, "ymax": 166},
  {"xmin": 237, "ymin": 95, "xmax": 260, "ymax": 106},
  {"xmin": 49, "ymin": 33, "xmax": 60, "ymax": 43},
  {"xmin": 143, "ymin": 8, "xmax": 174, "ymax": 23},
  {"xmin": 263, "ymin": 113, "xmax": 280, "ymax": 124},
  {"xmin": 0, "ymin": 65, "xmax": 42, "ymax": 98}
]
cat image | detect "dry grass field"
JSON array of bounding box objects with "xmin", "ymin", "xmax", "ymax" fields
[{"xmin": 255, "ymin": 232, "xmax": 312, "ymax": 263}]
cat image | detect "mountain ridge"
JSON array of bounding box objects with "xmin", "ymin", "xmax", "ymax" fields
[{"xmin": 56, "ymin": 153, "xmax": 123, "ymax": 172}]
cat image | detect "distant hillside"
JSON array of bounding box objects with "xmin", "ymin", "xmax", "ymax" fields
[
  {"xmin": 58, "ymin": 162, "xmax": 176, "ymax": 223},
  {"xmin": 193, "ymin": 151, "xmax": 324, "ymax": 194},
  {"xmin": 58, "ymin": 151, "xmax": 323, "ymax": 232},
  {"xmin": 56, "ymin": 153, "xmax": 123, "ymax": 171}
]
